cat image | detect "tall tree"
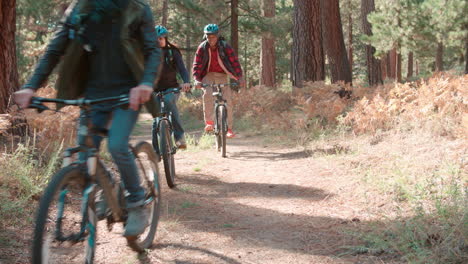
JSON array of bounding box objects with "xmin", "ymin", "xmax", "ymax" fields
[
  {"xmin": 321, "ymin": 0, "xmax": 352, "ymax": 84},
  {"xmin": 260, "ymin": 0, "xmax": 276, "ymax": 87},
  {"xmin": 435, "ymin": 42, "xmax": 444, "ymax": 71},
  {"xmin": 161, "ymin": 0, "xmax": 169, "ymax": 26},
  {"xmin": 292, "ymin": 0, "xmax": 324, "ymax": 88},
  {"xmin": 347, "ymin": 0, "xmax": 353, "ymax": 76},
  {"xmin": 361, "ymin": 0, "xmax": 382, "ymax": 86},
  {"xmin": 407, "ymin": 51, "xmax": 414, "ymax": 79},
  {"xmin": 231, "ymin": 0, "xmax": 239, "ymax": 54},
  {"xmin": 0, "ymin": 0, "xmax": 19, "ymax": 113}
]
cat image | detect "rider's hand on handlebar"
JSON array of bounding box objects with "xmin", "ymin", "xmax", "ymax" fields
[
  {"xmin": 181, "ymin": 83, "xmax": 191, "ymax": 92},
  {"xmin": 195, "ymin": 81, "xmax": 202, "ymax": 89},
  {"xmin": 238, "ymin": 77, "xmax": 246, "ymax": 89},
  {"xmin": 129, "ymin": 84, "xmax": 153, "ymax": 111},
  {"xmin": 14, "ymin": 88, "xmax": 35, "ymax": 109}
]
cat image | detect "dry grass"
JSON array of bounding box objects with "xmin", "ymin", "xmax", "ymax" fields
[
  {"xmin": 7, "ymin": 86, "xmax": 79, "ymax": 153},
  {"xmin": 343, "ymin": 73, "xmax": 467, "ymax": 139}
]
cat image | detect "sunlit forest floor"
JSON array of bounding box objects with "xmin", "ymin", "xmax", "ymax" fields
[{"xmin": 1, "ymin": 73, "xmax": 466, "ymax": 263}]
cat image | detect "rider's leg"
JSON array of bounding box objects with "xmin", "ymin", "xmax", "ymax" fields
[
  {"xmin": 202, "ymin": 74, "xmax": 215, "ymax": 129},
  {"xmin": 107, "ymin": 107, "xmax": 149, "ymax": 236},
  {"xmin": 223, "ymin": 85, "xmax": 234, "ymax": 129},
  {"xmin": 107, "ymin": 107, "xmax": 145, "ymax": 204},
  {"xmin": 151, "ymin": 96, "xmax": 161, "ymax": 155},
  {"xmin": 163, "ymin": 92, "xmax": 184, "ymax": 141}
]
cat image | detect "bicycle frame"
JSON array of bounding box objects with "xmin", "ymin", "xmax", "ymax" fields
[
  {"xmin": 30, "ymin": 96, "xmax": 129, "ymax": 243},
  {"xmin": 212, "ymin": 86, "xmax": 228, "ymax": 135},
  {"xmin": 152, "ymin": 88, "xmax": 180, "ymax": 155}
]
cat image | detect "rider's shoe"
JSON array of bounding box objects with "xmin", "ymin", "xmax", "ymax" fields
[
  {"xmin": 176, "ymin": 137, "xmax": 187, "ymax": 149},
  {"xmin": 204, "ymin": 121, "xmax": 214, "ymax": 132},
  {"xmin": 124, "ymin": 201, "xmax": 150, "ymax": 237},
  {"xmin": 226, "ymin": 129, "xmax": 236, "ymax": 138},
  {"xmin": 95, "ymin": 190, "xmax": 109, "ymax": 220}
]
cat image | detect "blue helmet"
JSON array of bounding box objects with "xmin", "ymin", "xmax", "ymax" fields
[
  {"xmin": 203, "ymin": 24, "xmax": 219, "ymax": 34},
  {"xmin": 155, "ymin": 25, "xmax": 168, "ymax": 37}
]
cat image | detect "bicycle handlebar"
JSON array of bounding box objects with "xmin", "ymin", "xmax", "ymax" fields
[
  {"xmin": 153, "ymin": 87, "xmax": 181, "ymax": 97},
  {"xmin": 200, "ymin": 83, "xmax": 238, "ymax": 88},
  {"xmin": 28, "ymin": 94, "xmax": 129, "ymax": 113}
]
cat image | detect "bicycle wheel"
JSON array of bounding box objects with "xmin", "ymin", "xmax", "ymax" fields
[
  {"xmin": 159, "ymin": 119, "xmax": 176, "ymax": 188},
  {"xmin": 216, "ymin": 105, "xmax": 228, "ymax": 158},
  {"xmin": 127, "ymin": 141, "xmax": 161, "ymax": 252},
  {"xmin": 32, "ymin": 165, "xmax": 97, "ymax": 264}
]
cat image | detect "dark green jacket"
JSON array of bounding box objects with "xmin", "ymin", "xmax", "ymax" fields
[{"xmin": 23, "ymin": 0, "xmax": 162, "ymax": 115}]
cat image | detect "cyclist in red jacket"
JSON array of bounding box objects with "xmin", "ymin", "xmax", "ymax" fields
[{"xmin": 193, "ymin": 24, "xmax": 245, "ymax": 138}]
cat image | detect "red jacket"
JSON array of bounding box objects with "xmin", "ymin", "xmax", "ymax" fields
[{"xmin": 192, "ymin": 40, "xmax": 243, "ymax": 82}]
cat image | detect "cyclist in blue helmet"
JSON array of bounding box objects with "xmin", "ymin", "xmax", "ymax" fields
[
  {"xmin": 193, "ymin": 24, "xmax": 245, "ymax": 138},
  {"xmin": 152, "ymin": 25, "xmax": 191, "ymax": 149}
]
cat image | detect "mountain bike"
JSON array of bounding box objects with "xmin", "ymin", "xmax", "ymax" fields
[
  {"xmin": 201, "ymin": 83, "xmax": 238, "ymax": 158},
  {"xmin": 151, "ymin": 87, "xmax": 180, "ymax": 188},
  {"xmin": 28, "ymin": 95, "xmax": 161, "ymax": 263}
]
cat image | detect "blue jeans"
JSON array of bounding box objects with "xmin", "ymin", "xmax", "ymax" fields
[
  {"xmin": 152, "ymin": 92, "xmax": 185, "ymax": 149},
  {"xmin": 90, "ymin": 106, "xmax": 145, "ymax": 204}
]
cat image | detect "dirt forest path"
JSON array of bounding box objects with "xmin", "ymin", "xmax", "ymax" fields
[{"xmin": 88, "ymin": 114, "xmax": 377, "ymax": 264}]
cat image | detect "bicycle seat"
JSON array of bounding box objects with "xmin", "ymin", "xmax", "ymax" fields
[{"xmin": 212, "ymin": 92, "xmax": 222, "ymax": 96}]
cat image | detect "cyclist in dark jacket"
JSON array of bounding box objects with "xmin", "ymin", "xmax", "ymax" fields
[
  {"xmin": 14, "ymin": 0, "xmax": 160, "ymax": 237},
  {"xmin": 153, "ymin": 25, "xmax": 191, "ymax": 149}
]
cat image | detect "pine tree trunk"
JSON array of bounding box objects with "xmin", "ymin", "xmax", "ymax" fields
[
  {"xmin": 260, "ymin": 0, "xmax": 276, "ymax": 87},
  {"xmin": 389, "ymin": 48, "xmax": 397, "ymax": 79},
  {"xmin": 321, "ymin": 0, "xmax": 352, "ymax": 84},
  {"xmin": 436, "ymin": 42, "xmax": 444, "ymax": 72},
  {"xmin": 416, "ymin": 59, "xmax": 420, "ymax": 76},
  {"xmin": 407, "ymin": 51, "xmax": 413, "ymax": 79},
  {"xmin": 465, "ymin": 38, "xmax": 468, "ymax": 74},
  {"xmin": 381, "ymin": 55, "xmax": 387, "ymax": 80},
  {"xmin": 361, "ymin": 0, "xmax": 382, "ymax": 86},
  {"xmin": 161, "ymin": 0, "xmax": 168, "ymax": 26},
  {"xmin": 292, "ymin": 0, "xmax": 324, "ymax": 88},
  {"xmin": 231, "ymin": 0, "xmax": 239, "ymax": 54},
  {"xmin": 0, "ymin": 0, "xmax": 19, "ymax": 113},
  {"xmin": 397, "ymin": 52, "xmax": 402, "ymax": 82},
  {"xmin": 347, "ymin": 0, "xmax": 353, "ymax": 76}
]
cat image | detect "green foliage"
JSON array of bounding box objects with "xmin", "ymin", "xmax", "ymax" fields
[
  {"xmin": 366, "ymin": 0, "xmax": 467, "ymax": 73},
  {"xmin": 0, "ymin": 138, "xmax": 63, "ymax": 223}
]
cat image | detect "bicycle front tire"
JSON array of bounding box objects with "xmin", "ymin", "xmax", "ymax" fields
[
  {"xmin": 217, "ymin": 105, "xmax": 228, "ymax": 158},
  {"xmin": 160, "ymin": 119, "xmax": 176, "ymax": 188},
  {"xmin": 32, "ymin": 165, "xmax": 97, "ymax": 264},
  {"xmin": 127, "ymin": 141, "xmax": 162, "ymax": 252}
]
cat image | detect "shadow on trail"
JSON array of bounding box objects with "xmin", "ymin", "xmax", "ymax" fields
[
  {"xmin": 176, "ymin": 175, "xmax": 333, "ymax": 201},
  {"xmin": 164, "ymin": 174, "xmax": 357, "ymax": 258},
  {"xmin": 228, "ymin": 150, "xmax": 312, "ymax": 161},
  {"xmin": 153, "ymin": 243, "xmax": 242, "ymax": 264}
]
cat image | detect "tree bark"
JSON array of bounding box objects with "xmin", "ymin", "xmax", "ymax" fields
[
  {"xmin": 0, "ymin": 0, "xmax": 19, "ymax": 113},
  {"xmin": 161, "ymin": 0, "xmax": 168, "ymax": 26},
  {"xmin": 231, "ymin": 0, "xmax": 239, "ymax": 54},
  {"xmin": 260, "ymin": 0, "xmax": 276, "ymax": 87},
  {"xmin": 361, "ymin": 0, "xmax": 382, "ymax": 86},
  {"xmin": 465, "ymin": 38, "xmax": 468, "ymax": 74},
  {"xmin": 185, "ymin": 12, "xmax": 192, "ymax": 78},
  {"xmin": 435, "ymin": 42, "xmax": 444, "ymax": 72},
  {"xmin": 397, "ymin": 52, "xmax": 402, "ymax": 82},
  {"xmin": 389, "ymin": 48, "xmax": 397, "ymax": 79},
  {"xmin": 292, "ymin": 0, "xmax": 325, "ymax": 88},
  {"xmin": 407, "ymin": 51, "xmax": 413, "ymax": 79},
  {"xmin": 381, "ymin": 55, "xmax": 387, "ymax": 80},
  {"xmin": 347, "ymin": 0, "xmax": 353, "ymax": 76},
  {"xmin": 321, "ymin": 0, "xmax": 352, "ymax": 84},
  {"xmin": 416, "ymin": 59, "xmax": 420, "ymax": 76}
]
